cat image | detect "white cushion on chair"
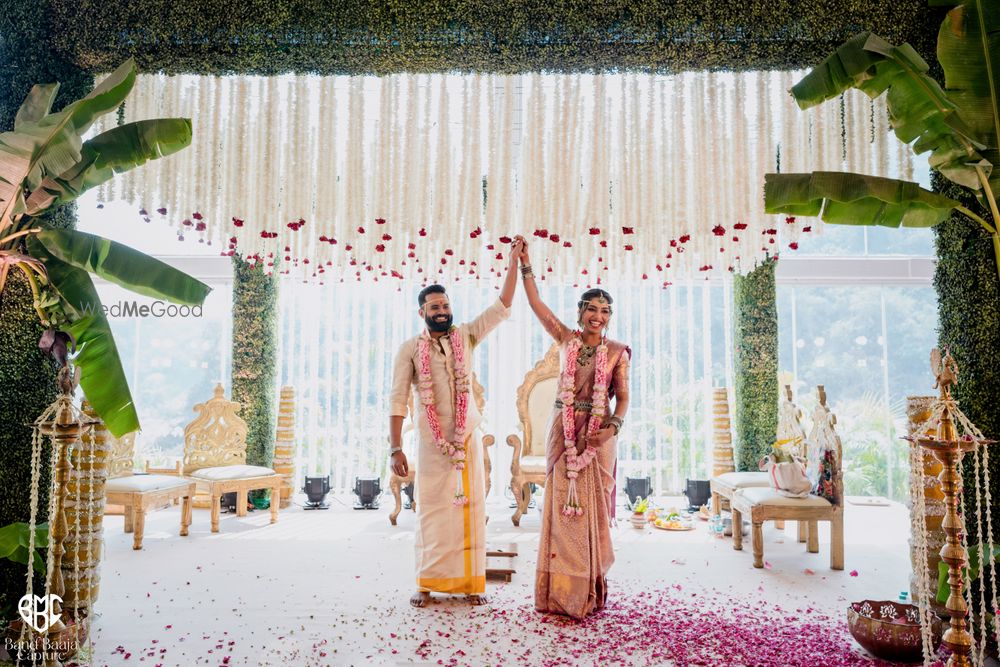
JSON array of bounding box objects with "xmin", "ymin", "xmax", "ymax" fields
[
  {"xmin": 714, "ymin": 472, "xmax": 769, "ymax": 489},
  {"xmin": 737, "ymin": 487, "xmax": 832, "ymax": 508},
  {"xmin": 519, "ymin": 456, "xmax": 547, "ymax": 475},
  {"xmin": 188, "ymin": 465, "xmax": 277, "ymax": 481},
  {"xmin": 106, "ymin": 474, "xmax": 191, "ymax": 493}
]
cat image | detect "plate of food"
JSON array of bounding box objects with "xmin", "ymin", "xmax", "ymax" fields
[{"xmin": 652, "ymin": 511, "xmax": 695, "ymax": 531}]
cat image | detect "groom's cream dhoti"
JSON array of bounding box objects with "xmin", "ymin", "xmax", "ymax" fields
[{"xmin": 389, "ymin": 299, "xmax": 510, "ymax": 594}]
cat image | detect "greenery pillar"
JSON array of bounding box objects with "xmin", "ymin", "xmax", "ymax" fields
[
  {"xmin": 733, "ymin": 259, "xmax": 779, "ymax": 472},
  {"xmin": 231, "ymin": 255, "xmax": 279, "ymax": 470},
  {"xmin": 934, "ymin": 177, "xmax": 1000, "ymax": 538},
  {"xmin": 0, "ymin": 1, "xmax": 92, "ymax": 617}
]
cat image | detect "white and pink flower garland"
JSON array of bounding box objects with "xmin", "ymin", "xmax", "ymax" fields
[
  {"xmin": 561, "ymin": 334, "xmax": 610, "ymax": 517},
  {"xmin": 418, "ymin": 327, "xmax": 471, "ymax": 506}
]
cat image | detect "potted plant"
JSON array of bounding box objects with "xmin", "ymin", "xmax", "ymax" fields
[{"xmin": 629, "ymin": 496, "xmax": 650, "ymax": 528}]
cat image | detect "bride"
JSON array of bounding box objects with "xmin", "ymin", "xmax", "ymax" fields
[{"xmin": 513, "ymin": 235, "xmax": 631, "ymax": 620}]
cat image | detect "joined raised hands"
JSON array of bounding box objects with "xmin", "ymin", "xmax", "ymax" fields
[
  {"xmin": 511, "ymin": 234, "xmax": 529, "ymax": 265},
  {"xmin": 507, "ymin": 235, "xmax": 525, "ymax": 267}
]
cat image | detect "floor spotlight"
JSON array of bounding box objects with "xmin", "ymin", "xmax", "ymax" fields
[
  {"xmin": 353, "ymin": 476, "xmax": 382, "ymax": 510},
  {"xmin": 685, "ymin": 478, "xmax": 711, "ymax": 511},
  {"xmin": 625, "ymin": 476, "xmax": 653, "ymax": 507},
  {"xmin": 303, "ymin": 476, "xmax": 330, "ymax": 510}
]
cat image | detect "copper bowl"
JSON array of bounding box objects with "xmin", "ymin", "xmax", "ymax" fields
[{"xmin": 847, "ymin": 600, "xmax": 940, "ymax": 663}]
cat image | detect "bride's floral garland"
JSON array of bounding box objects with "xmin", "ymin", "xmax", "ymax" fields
[
  {"xmin": 561, "ymin": 333, "xmax": 610, "ymax": 517},
  {"xmin": 418, "ymin": 327, "xmax": 470, "ymax": 506}
]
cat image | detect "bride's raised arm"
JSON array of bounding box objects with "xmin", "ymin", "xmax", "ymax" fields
[{"xmin": 515, "ymin": 236, "xmax": 572, "ymax": 344}]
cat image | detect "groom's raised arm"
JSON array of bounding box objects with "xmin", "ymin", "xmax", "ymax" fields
[{"xmin": 466, "ymin": 244, "xmax": 519, "ymax": 345}]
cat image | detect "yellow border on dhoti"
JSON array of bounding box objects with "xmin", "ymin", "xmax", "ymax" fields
[
  {"xmin": 417, "ymin": 575, "xmax": 486, "ymax": 594},
  {"xmin": 462, "ymin": 457, "xmax": 472, "ymax": 582}
]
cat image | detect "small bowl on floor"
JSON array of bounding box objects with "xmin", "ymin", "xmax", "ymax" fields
[{"xmin": 847, "ymin": 599, "xmax": 940, "ymax": 663}]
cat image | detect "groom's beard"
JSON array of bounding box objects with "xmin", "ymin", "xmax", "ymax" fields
[{"xmin": 425, "ymin": 314, "xmax": 453, "ymax": 332}]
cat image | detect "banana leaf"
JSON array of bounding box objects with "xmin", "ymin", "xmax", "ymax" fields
[
  {"xmin": 13, "ymin": 83, "xmax": 59, "ymax": 129},
  {"xmin": 33, "ymin": 228, "xmax": 210, "ymax": 304},
  {"xmin": 937, "ymin": 542, "xmax": 1000, "ymax": 603},
  {"xmin": 0, "ymin": 522, "xmax": 48, "ymax": 574},
  {"xmin": 0, "ymin": 59, "xmax": 137, "ymax": 229},
  {"xmin": 934, "ymin": 0, "xmax": 1000, "ymax": 204},
  {"xmin": 765, "ymin": 171, "xmax": 963, "ymax": 227},
  {"xmin": 27, "ymin": 236, "xmax": 139, "ymax": 436},
  {"xmin": 25, "ymin": 118, "xmax": 193, "ymax": 215},
  {"xmin": 788, "ymin": 30, "xmax": 989, "ymax": 191}
]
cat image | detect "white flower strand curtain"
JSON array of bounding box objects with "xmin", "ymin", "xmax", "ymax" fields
[
  {"xmin": 277, "ymin": 279, "xmax": 732, "ymax": 495},
  {"xmin": 95, "ymin": 71, "xmax": 915, "ymax": 283}
]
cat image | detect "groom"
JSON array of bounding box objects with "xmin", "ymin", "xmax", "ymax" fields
[{"xmin": 388, "ymin": 239, "xmax": 522, "ymax": 607}]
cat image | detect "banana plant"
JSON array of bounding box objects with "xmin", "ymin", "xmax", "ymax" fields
[
  {"xmin": 0, "ymin": 59, "xmax": 210, "ymax": 436},
  {"xmin": 764, "ymin": 1, "xmax": 999, "ymax": 278}
]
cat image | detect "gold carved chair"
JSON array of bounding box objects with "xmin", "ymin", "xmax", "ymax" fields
[
  {"xmin": 730, "ymin": 385, "xmax": 845, "ymax": 570},
  {"xmin": 183, "ymin": 384, "xmax": 282, "ymax": 533},
  {"xmin": 507, "ymin": 343, "xmax": 560, "ymax": 527},
  {"xmin": 389, "ymin": 375, "xmax": 495, "ymax": 525},
  {"xmin": 91, "ymin": 405, "xmax": 195, "ymax": 551}
]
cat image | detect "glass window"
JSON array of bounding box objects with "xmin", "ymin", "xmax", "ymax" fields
[
  {"xmin": 96, "ymin": 282, "xmax": 232, "ymax": 468},
  {"xmin": 778, "ymin": 284, "xmax": 938, "ymax": 500}
]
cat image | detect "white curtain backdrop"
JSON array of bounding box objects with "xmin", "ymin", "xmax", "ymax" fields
[
  {"xmin": 278, "ymin": 279, "xmax": 732, "ymax": 495},
  {"xmin": 94, "ymin": 71, "xmax": 915, "ymax": 282}
]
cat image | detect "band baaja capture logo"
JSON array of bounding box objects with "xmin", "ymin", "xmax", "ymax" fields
[
  {"xmin": 19, "ymin": 593, "xmax": 62, "ymax": 633},
  {"xmin": 3, "ymin": 593, "xmax": 79, "ymax": 663}
]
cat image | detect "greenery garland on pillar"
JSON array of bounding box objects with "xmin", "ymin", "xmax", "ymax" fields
[
  {"xmin": 733, "ymin": 259, "xmax": 779, "ymax": 472},
  {"xmin": 231, "ymin": 254, "xmax": 279, "ymax": 472},
  {"xmin": 933, "ymin": 175, "xmax": 1000, "ymax": 537},
  {"xmin": 0, "ymin": 0, "xmax": 92, "ymax": 617}
]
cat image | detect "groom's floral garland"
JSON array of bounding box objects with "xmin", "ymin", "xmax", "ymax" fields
[
  {"xmin": 561, "ymin": 333, "xmax": 610, "ymax": 517},
  {"xmin": 418, "ymin": 327, "xmax": 470, "ymax": 506}
]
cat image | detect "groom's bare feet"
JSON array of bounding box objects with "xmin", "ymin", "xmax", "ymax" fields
[
  {"xmin": 466, "ymin": 594, "xmax": 488, "ymax": 606},
  {"xmin": 410, "ymin": 591, "xmax": 431, "ymax": 607}
]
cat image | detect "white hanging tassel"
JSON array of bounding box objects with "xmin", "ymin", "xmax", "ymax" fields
[{"xmin": 453, "ymin": 469, "xmax": 468, "ymax": 507}]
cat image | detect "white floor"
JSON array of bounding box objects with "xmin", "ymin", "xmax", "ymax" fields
[{"xmin": 80, "ymin": 494, "xmax": 913, "ymax": 666}]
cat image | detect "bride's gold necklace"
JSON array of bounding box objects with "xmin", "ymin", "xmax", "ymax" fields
[{"xmin": 577, "ymin": 343, "xmax": 597, "ymax": 366}]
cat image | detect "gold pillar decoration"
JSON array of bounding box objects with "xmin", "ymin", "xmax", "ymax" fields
[
  {"xmin": 272, "ymin": 386, "xmax": 296, "ymax": 508},
  {"xmin": 907, "ymin": 349, "xmax": 994, "ymax": 667},
  {"xmin": 29, "ymin": 366, "xmax": 98, "ymax": 666},
  {"xmin": 64, "ymin": 403, "xmax": 114, "ymax": 613},
  {"xmin": 712, "ymin": 387, "xmax": 735, "ymax": 477},
  {"xmin": 907, "ymin": 395, "xmax": 946, "ymax": 609}
]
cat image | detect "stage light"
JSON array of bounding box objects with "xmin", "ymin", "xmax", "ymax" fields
[
  {"xmin": 625, "ymin": 476, "xmax": 652, "ymax": 506},
  {"xmin": 685, "ymin": 478, "xmax": 711, "ymax": 510},
  {"xmin": 353, "ymin": 476, "xmax": 381, "ymax": 509},
  {"xmin": 303, "ymin": 476, "xmax": 330, "ymax": 510}
]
